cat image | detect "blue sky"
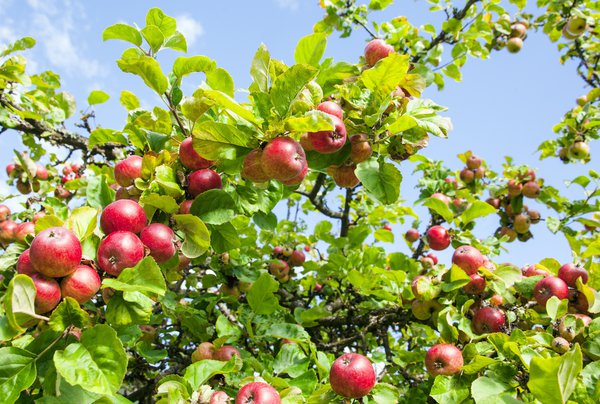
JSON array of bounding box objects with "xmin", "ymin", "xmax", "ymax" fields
[{"xmin": 0, "ymin": 0, "xmax": 591, "ymax": 266}]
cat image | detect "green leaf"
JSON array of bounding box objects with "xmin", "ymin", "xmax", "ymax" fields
[
  {"xmin": 546, "ymin": 296, "xmax": 569, "ymax": 321},
  {"xmin": 247, "ymin": 273, "xmax": 280, "ymax": 315},
  {"xmin": 262, "ymin": 323, "xmax": 310, "ymax": 342},
  {"xmin": 370, "ymin": 383, "xmax": 400, "ymax": 403},
  {"xmin": 103, "ymin": 257, "xmax": 166, "ymax": 297},
  {"xmin": 4, "ymin": 274, "xmax": 46, "ymax": 332},
  {"xmin": 105, "ymin": 292, "xmax": 153, "ymax": 327},
  {"xmin": 369, "ymin": 0, "xmax": 393, "ymax": 10},
  {"xmin": 117, "ymin": 48, "xmax": 168, "ymax": 95},
  {"xmin": 85, "ymin": 175, "xmax": 115, "ymax": 209},
  {"xmin": 164, "ymin": 31, "xmax": 187, "ymax": 53},
  {"xmin": 361, "ymin": 53, "xmax": 409, "ymax": 96},
  {"xmin": 206, "ymin": 67, "xmax": 235, "ymax": 97},
  {"xmin": 153, "ymin": 165, "xmax": 184, "ymax": 198},
  {"xmin": 460, "ymin": 201, "xmax": 497, "ymax": 224},
  {"xmin": 0, "ymin": 347, "xmax": 37, "ymax": 403},
  {"xmin": 0, "ymin": 37, "xmax": 36, "ymax": 58},
  {"xmin": 87, "ymin": 90, "xmax": 110, "ymax": 105},
  {"xmin": 462, "ymin": 355, "xmax": 498, "ymax": 374},
  {"xmin": 172, "ymin": 55, "xmax": 215, "ymax": 79},
  {"xmin": 423, "ymin": 197, "xmax": 454, "ymax": 223},
  {"xmin": 582, "ymin": 239, "xmax": 600, "ymax": 259},
  {"xmin": 471, "ymin": 376, "xmax": 517, "ymax": 403},
  {"xmin": 209, "ymin": 223, "xmax": 241, "ymax": 253},
  {"xmin": 284, "ymin": 110, "xmax": 334, "ymax": 132},
  {"xmin": 430, "ymin": 375, "xmax": 470, "ymax": 404},
  {"xmin": 173, "ymin": 214, "xmax": 211, "ymax": 258},
  {"xmin": 355, "ymin": 158, "xmax": 402, "ymax": 204},
  {"xmin": 273, "ymin": 343, "xmax": 309, "ymax": 377},
  {"xmin": 139, "ymin": 193, "xmax": 180, "ymax": 215},
  {"xmin": 294, "ymin": 33, "xmax": 327, "ymax": 67},
  {"xmin": 190, "ymin": 189, "xmax": 236, "ymax": 225},
  {"xmin": 102, "ymin": 24, "xmax": 142, "ymax": 46},
  {"xmin": 88, "ymin": 129, "xmax": 128, "ymax": 149},
  {"xmin": 54, "ymin": 324, "xmax": 127, "ymax": 395},
  {"xmin": 65, "ymin": 207, "xmax": 99, "ymax": 240},
  {"xmin": 34, "ymin": 214, "xmax": 64, "ymax": 234},
  {"xmin": 48, "ymin": 297, "xmax": 89, "ymax": 332},
  {"xmin": 0, "ymin": 242, "xmax": 26, "ymax": 272},
  {"xmin": 141, "ymin": 25, "xmax": 165, "ymax": 54},
  {"xmin": 200, "ymin": 89, "xmax": 258, "ymax": 125},
  {"xmin": 146, "ymin": 8, "xmax": 177, "ymax": 38},
  {"xmin": 270, "ymin": 64, "xmax": 318, "ymax": 116},
  {"xmin": 192, "ymin": 121, "xmax": 255, "ymax": 161},
  {"xmin": 183, "ymin": 358, "xmax": 241, "ymax": 390},
  {"xmin": 527, "ymin": 345, "xmax": 583, "ymax": 404},
  {"xmin": 119, "ymin": 90, "xmax": 140, "ymax": 110},
  {"xmin": 442, "ymin": 265, "xmax": 472, "ymax": 292},
  {"xmin": 250, "ymin": 43, "xmax": 270, "ymax": 93}
]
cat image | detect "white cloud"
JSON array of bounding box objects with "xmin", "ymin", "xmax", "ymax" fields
[
  {"xmin": 275, "ymin": 0, "xmax": 300, "ymax": 11},
  {"xmin": 176, "ymin": 15, "xmax": 204, "ymax": 47}
]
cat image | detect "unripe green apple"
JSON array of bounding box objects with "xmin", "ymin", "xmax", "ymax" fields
[
  {"xmin": 565, "ymin": 17, "xmax": 587, "ymax": 36},
  {"xmin": 568, "ymin": 141, "xmax": 590, "ymax": 160},
  {"xmin": 506, "ymin": 37, "xmax": 523, "ymax": 53}
]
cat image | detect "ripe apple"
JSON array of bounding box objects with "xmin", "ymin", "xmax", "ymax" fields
[
  {"xmin": 235, "ymin": 382, "xmax": 280, "ymax": 404},
  {"xmin": 382, "ymin": 223, "xmax": 392, "ymax": 231},
  {"xmin": 466, "ymin": 155, "xmax": 482, "ymax": 169},
  {"xmin": 522, "ymin": 181, "xmax": 541, "ymax": 198},
  {"xmin": 307, "ymin": 115, "xmax": 347, "ymax": 154},
  {"xmin": 506, "ymin": 37, "xmax": 523, "ymax": 53},
  {"xmin": 463, "ymin": 273, "xmax": 486, "ymax": 295},
  {"xmin": 522, "ymin": 264, "xmax": 549, "ymax": 277},
  {"xmin": 568, "ymin": 141, "xmax": 589, "ymax": 160},
  {"xmin": 179, "ymin": 137, "xmax": 212, "ymax": 170},
  {"xmin": 35, "ymin": 165, "xmax": 48, "ymax": 180},
  {"xmin": 268, "ymin": 259, "xmax": 289, "ymax": 280},
  {"xmin": 0, "ymin": 205, "xmax": 10, "ymax": 221},
  {"xmin": 558, "ymin": 263, "xmax": 588, "ymax": 287},
  {"xmin": 97, "ymin": 231, "xmax": 145, "ymax": 276},
  {"xmin": 474, "ymin": 166, "xmax": 485, "ymax": 179},
  {"xmin": 511, "ymin": 22, "xmax": 527, "ymax": 38},
  {"xmin": 459, "ymin": 168, "xmax": 475, "ymax": 184},
  {"xmin": 31, "ymin": 273, "xmax": 61, "ymax": 314},
  {"xmin": 349, "ymin": 134, "xmax": 372, "ymax": 163},
  {"xmin": 54, "ymin": 185, "xmax": 72, "ymax": 199},
  {"xmin": 498, "ymin": 227, "xmax": 517, "ymax": 242},
  {"xmin": 179, "ymin": 200, "xmax": 193, "ymax": 214},
  {"xmin": 329, "ymin": 352, "xmax": 376, "ymax": 398},
  {"xmin": 426, "ymin": 226, "xmax": 451, "ymax": 251},
  {"xmin": 29, "ymin": 227, "xmax": 82, "ymax": 278},
  {"xmin": 513, "ymin": 214, "xmax": 531, "ymax": 234},
  {"xmin": 317, "ymin": 101, "xmax": 343, "ymax": 119},
  {"xmin": 210, "ymin": 391, "xmax": 230, "ymax": 404},
  {"xmin": 280, "ymin": 163, "xmax": 308, "ymax": 187},
  {"xmin": 533, "ymin": 276, "xmax": 569, "ymax": 306},
  {"xmin": 528, "ymin": 210, "xmax": 541, "ymax": 223},
  {"xmin": 425, "ymin": 344, "xmax": 463, "ymax": 376},
  {"xmin": 17, "ymin": 249, "xmax": 37, "ymax": 276},
  {"xmin": 60, "ymin": 265, "xmax": 101, "ymax": 304},
  {"xmin": 405, "ymin": 228, "xmax": 420, "ymax": 243},
  {"xmin": 188, "ymin": 169, "xmax": 222, "ymax": 197},
  {"xmin": 452, "ymin": 245, "xmax": 484, "ymax": 274},
  {"xmin": 192, "ymin": 342, "xmax": 215, "ymax": 362},
  {"xmin": 431, "ymin": 192, "xmax": 451, "ymax": 205},
  {"xmin": 364, "ymin": 39, "xmax": 394, "ymax": 66},
  {"xmin": 490, "ymin": 294, "xmax": 503, "ymax": 306},
  {"xmin": 14, "ymin": 222, "xmax": 35, "ymax": 242},
  {"xmin": 568, "ymin": 290, "xmax": 589, "ymax": 313},
  {"xmin": 261, "ymin": 137, "xmax": 306, "ymax": 182},
  {"xmin": 426, "ymin": 253, "xmax": 438, "ymax": 265},
  {"xmin": 507, "ymin": 180, "xmax": 522, "ymax": 198},
  {"xmin": 289, "ymin": 250, "xmax": 305, "ymax": 267},
  {"xmin": 329, "ymin": 165, "xmax": 359, "ymax": 188},
  {"xmin": 140, "ymin": 223, "xmax": 176, "ymax": 263},
  {"xmin": 5, "ymin": 163, "xmax": 16, "ymax": 176},
  {"xmin": 242, "ymin": 149, "xmax": 270, "ymax": 183},
  {"xmin": 272, "ymin": 246, "xmax": 284, "ymax": 256},
  {"xmin": 114, "ymin": 155, "xmax": 143, "ymax": 187},
  {"xmin": 472, "ymin": 307, "xmax": 506, "ymax": 334},
  {"xmin": 214, "ymin": 345, "xmax": 241, "ymax": 361},
  {"xmin": 100, "ymin": 199, "xmax": 148, "ymax": 235}
]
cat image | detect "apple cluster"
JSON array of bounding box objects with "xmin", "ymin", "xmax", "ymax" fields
[
  {"xmin": 268, "ymin": 246, "xmax": 306, "ymax": 283},
  {"xmin": 459, "ymin": 153, "xmax": 486, "ymax": 185},
  {"xmin": 0, "ymin": 204, "xmax": 38, "ymax": 247},
  {"xmin": 6, "ymin": 156, "xmax": 50, "ymax": 195},
  {"xmin": 506, "ymin": 20, "xmax": 528, "ymax": 53}
]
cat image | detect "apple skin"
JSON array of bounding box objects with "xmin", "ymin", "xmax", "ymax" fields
[
  {"xmin": 405, "ymin": 228, "xmax": 420, "ymax": 243},
  {"xmin": 452, "ymin": 245, "xmax": 485, "ymax": 274},
  {"xmin": 459, "ymin": 168, "xmax": 475, "ymax": 184},
  {"xmin": 0, "ymin": 205, "xmax": 10, "ymax": 221},
  {"xmin": 36, "ymin": 165, "xmax": 48, "ymax": 180},
  {"xmin": 114, "ymin": 155, "xmax": 143, "ymax": 187},
  {"xmin": 60, "ymin": 265, "xmax": 102, "ymax": 304},
  {"xmin": 466, "ymin": 155, "xmax": 482, "ymax": 169},
  {"xmin": 179, "ymin": 137, "xmax": 212, "ymax": 170},
  {"xmin": 210, "ymin": 391, "xmax": 231, "ymax": 404},
  {"xmin": 100, "ymin": 200, "xmax": 148, "ymax": 235},
  {"xmin": 17, "ymin": 249, "xmax": 37, "ymax": 276},
  {"xmin": 14, "ymin": 222, "xmax": 35, "ymax": 242},
  {"xmin": 307, "ymin": 115, "xmax": 347, "ymax": 154},
  {"xmin": 188, "ymin": 169, "xmax": 222, "ymax": 197},
  {"xmin": 29, "ymin": 227, "xmax": 82, "ymax": 278},
  {"xmin": 268, "ymin": 260, "xmax": 289, "ymax": 280},
  {"xmin": 289, "ymin": 250, "xmax": 305, "ymax": 267},
  {"xmin": 330, "ymin": 352, "xmax": 376, "ymax": 399},
  {"xmin": 568, "ymin": 141, "xmax": 589, "ymax": 160},
  {"xmin": 329, "ymin": 165, "xmax": 359, "ymax": 188},
  {"xmin": 426, "ymin": 226, "xmax": 451, "ymax": 251},
  {"xmin": 558, "ymin": 263, "xmax": 588, "ymax": 287},
  {"xmin": 472, "ymin": 307, "xmax": 506, "ymax": 334},
  {"xmin": 425, "ymin": 344, "xmax": 463, "ymax": 376},
  {"xmin": 242, "ymin": 149, "xmax": 270, "ymax": 183},
  {"xmin": 0, "ymin": 220, "xmax": 18, "ymax": 244},
  {"xmin": 192, "ymin": 342, "xmax": 216, "ymax": 362},
  {"xmin": 235, "ymin": 382, "xmax": 280, "ymax": 404},
  {"xmin": 140, "ymin": 223, "xmax": 176, "ymax": 263},
  {"xmin": 474, "ymin": 166, "xmax": 485, "ymax": 180},
  {"xmin": 522, "ymin": 265, "xmax": 549, "ymax": 278},
  {"xmin": 97, "ymin": 231, "xmax": 145, "ymax": 276},
  {"xmin": 30, "ymin": 273, "xmax": 61, "ymax": 314},
  {"xmin": 349, "ymin": 134, "xmax": 372, "ymax": 163},
  {"xmin": 261, "ymin": 137, "xmax": 306, "ymax": 182},
  {"xmin": 364, "ymin": 39, "xmax": 394, "ymax": 66},
  {"xmin": 214, "ymin": 345, "xmax": 241, "ymax": 361},
  {"xmin": 552, "ymin": 337, "xmax": 570, "ymax": 354},
  {"xmin": 533, "ymin": 276, "xmax": 569, "ymax": 306},
  {"xmin": 522, "ymin": 181, "xmax": 541, "ymax": 198},
  {"xmin": 513, "ymin": 214, "xmax": 531, "ymax": 234},
  {"xmin": 5, "ymin": 163, "xmax": 16, "ymax": 176},
  {"xmin": 179, "ymin": 200, "xmax": 194, "ymax": 214},
  {"xmin": 506, "ymin": 37, "xmax": 523, "ymax": 53},
  {"xmin": 511, "ymin": 22, "xmax": 527, "ymax": 38},
  {"xmin": 316, "ymin": 101, "xmax": 343, "ymax": 120},
  {"xmin": 565, "ymin": 17, "xmax": 587, "ymax": 36},
  {"xmin": 463, "ymin": 273, "xmax": 486, "ymax": 295},
  {"xmin": 280, "ymin": 163, "xmax": 308, "ymax": 187}
]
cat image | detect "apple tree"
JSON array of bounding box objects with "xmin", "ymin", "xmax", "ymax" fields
[{"xmin": 0, "ymin": 1, "xmax": 599, "ymax": 403}]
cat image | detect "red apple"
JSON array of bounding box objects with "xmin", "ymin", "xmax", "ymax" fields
[
  {"xmin": 54, "ymin": 185, "xmax": 72, "ymax": 199},
  {"xmin": 140, "ymin": 223, "xmax": 176, "ymax": 263},
  {"xmin": 29, "ymin": 227, "xmax": 81, "ymax": 278},
  {"xmin": 5, "ymin": 163, "xmax": 16, "ymax": 176},
  {"xmin": 97, "ymin": 231, "xmax": 145, "ymax": 276},
  {"xmin": 32, "ymin": 211, "xmax": 45, "ymax": 223},
  {"xmin": 188, "ymin": 169, "xmax": 222, "ymax": 197},
  {"xmin": 242, "ymin": 149, "xmax": 270, "ymax": 183},
  {"xmin": 0, "ymin": 220, "xmax": 17, "ymax": 244},
  {"xmin": 60, "ymin": 265, "xmax": 101, "ymax": 304},
  {"xmin": 364, "ymin": 39, "xmax": 394, "ymax": 66},
  {"xmin": 31, "ymin": 273, "xmax": 61, "ymax": 314},
  {"xmin": 261, "ymin": 137, "xmax": 306, "ymax": 182},
  {"xmin": 268, "ymin": 260, "xmax": 289, "ymax": 279},
  {"xmin": 14, "ymin": 222, "xmax": 35, "ymax": 242},
  {"xmin": 522, "ymin": 265, "xmax": 549, "ymax": 278},
  {"xmin": 452, "ymin": 245, "xmax": 484, "ymax": 274},
  {"xmin": 460, "ymin": 168, "xmax": 475, "ymax": 184},
  {"xmin": 383, "ymin": 223, "xmax": 392, "ymax": 231},
  {"xmin": 17, "ymin": 249, "xmax": 37, "ymax": 276},
  {"xmin": 431, "ymin": 192, "xmax": 451, "ymax": 205},
  {"xmin": 280, "ymin": 163, "xmax": 308, "ymax": 187},
  {"xmin": 214, "ymin": 345, "xmax": 241, "ymax": 361},
  {"xmin": 307, "ymin": 115, "xmax": 347, "ymax": 154},
  {"xmin": 472, "ymin": 307, "xmax": 506, "ymax": 334},
  {"xmin": 425, "ymin": 344, "xmax": 463, "ymax": 376},
  {"xmin": 317, "ymin": 101, "xmax": 343, "ymax": 119},
  {"xmin": 533, "ymin": 276, "xmax": 569, "ymax": 306},
  {"xmin": 426, "ymin": 253, "xmax": 438, "ymax": 265},
  {"xmin": 0, "ymin": 205, "xmax": 10, "ymax": 222},
  {"xmin": 405, "ymin": 228, "xmax": 420, "ymax": 243},
  {"xmin": 486, "ymin": 198, "xmax": 500, "ymax": 209},
  {"xmin": 235, "ymin": 382, "xmax": 280, "ymax": 404},
  {"xmin": 192, "ymin": 342, "xmax": 216, "ymax": 362},
  {"xmin": 426, "ymin": 226, "xmax": 451, "ymax": 251},
  {"xmin": 179, "ymin": 137, "xmax": 212, "ymax": 170},
  {"xmin": 210, "ymin": 391, "xmax": 231, "ymax": 404},
  {"xmin": 329, "ymin": 352, "xmax": 376, "ymax": 398},
  {"xmin": 329, "ymin": 165, "xmax": 359, "ymax": 188},
  {"xmin": 349, "ymin": 134, "xmax": 372, "ymax": 163},
  {"xmin": 179, "ymin": 200, "xmax": 194, "ymax": 214},
  {"xmin": 289, "ymin": 250, "xmax": 305, "ymax": 267},
  {"xmin": 558, "ymin": 263, "xmax": 588, "ymax": 287},
  {"xmin": 100, "ymin": 199, "xmax": 148, "ymax": 235},
  {"xmin": 463, "ymin": 273, "xmax": 486, "ymax": 294},
  {"xmin": 35, "ymin": 165, "xmax": 48, "ymax": 180},
  {"xmin": 114, "ymin": 155, "xmax": 143, "ymax": 187},
  {"xmin": 522, "ymin": 181, "xmax": 541, "ymax": 198},
  {"xmin": 490, "ymin": 294, "xmax": 503, "ymax": 306},
  {"xmin": 466, "ymin": 155, "xmax": 481, "ymax": 169}
]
